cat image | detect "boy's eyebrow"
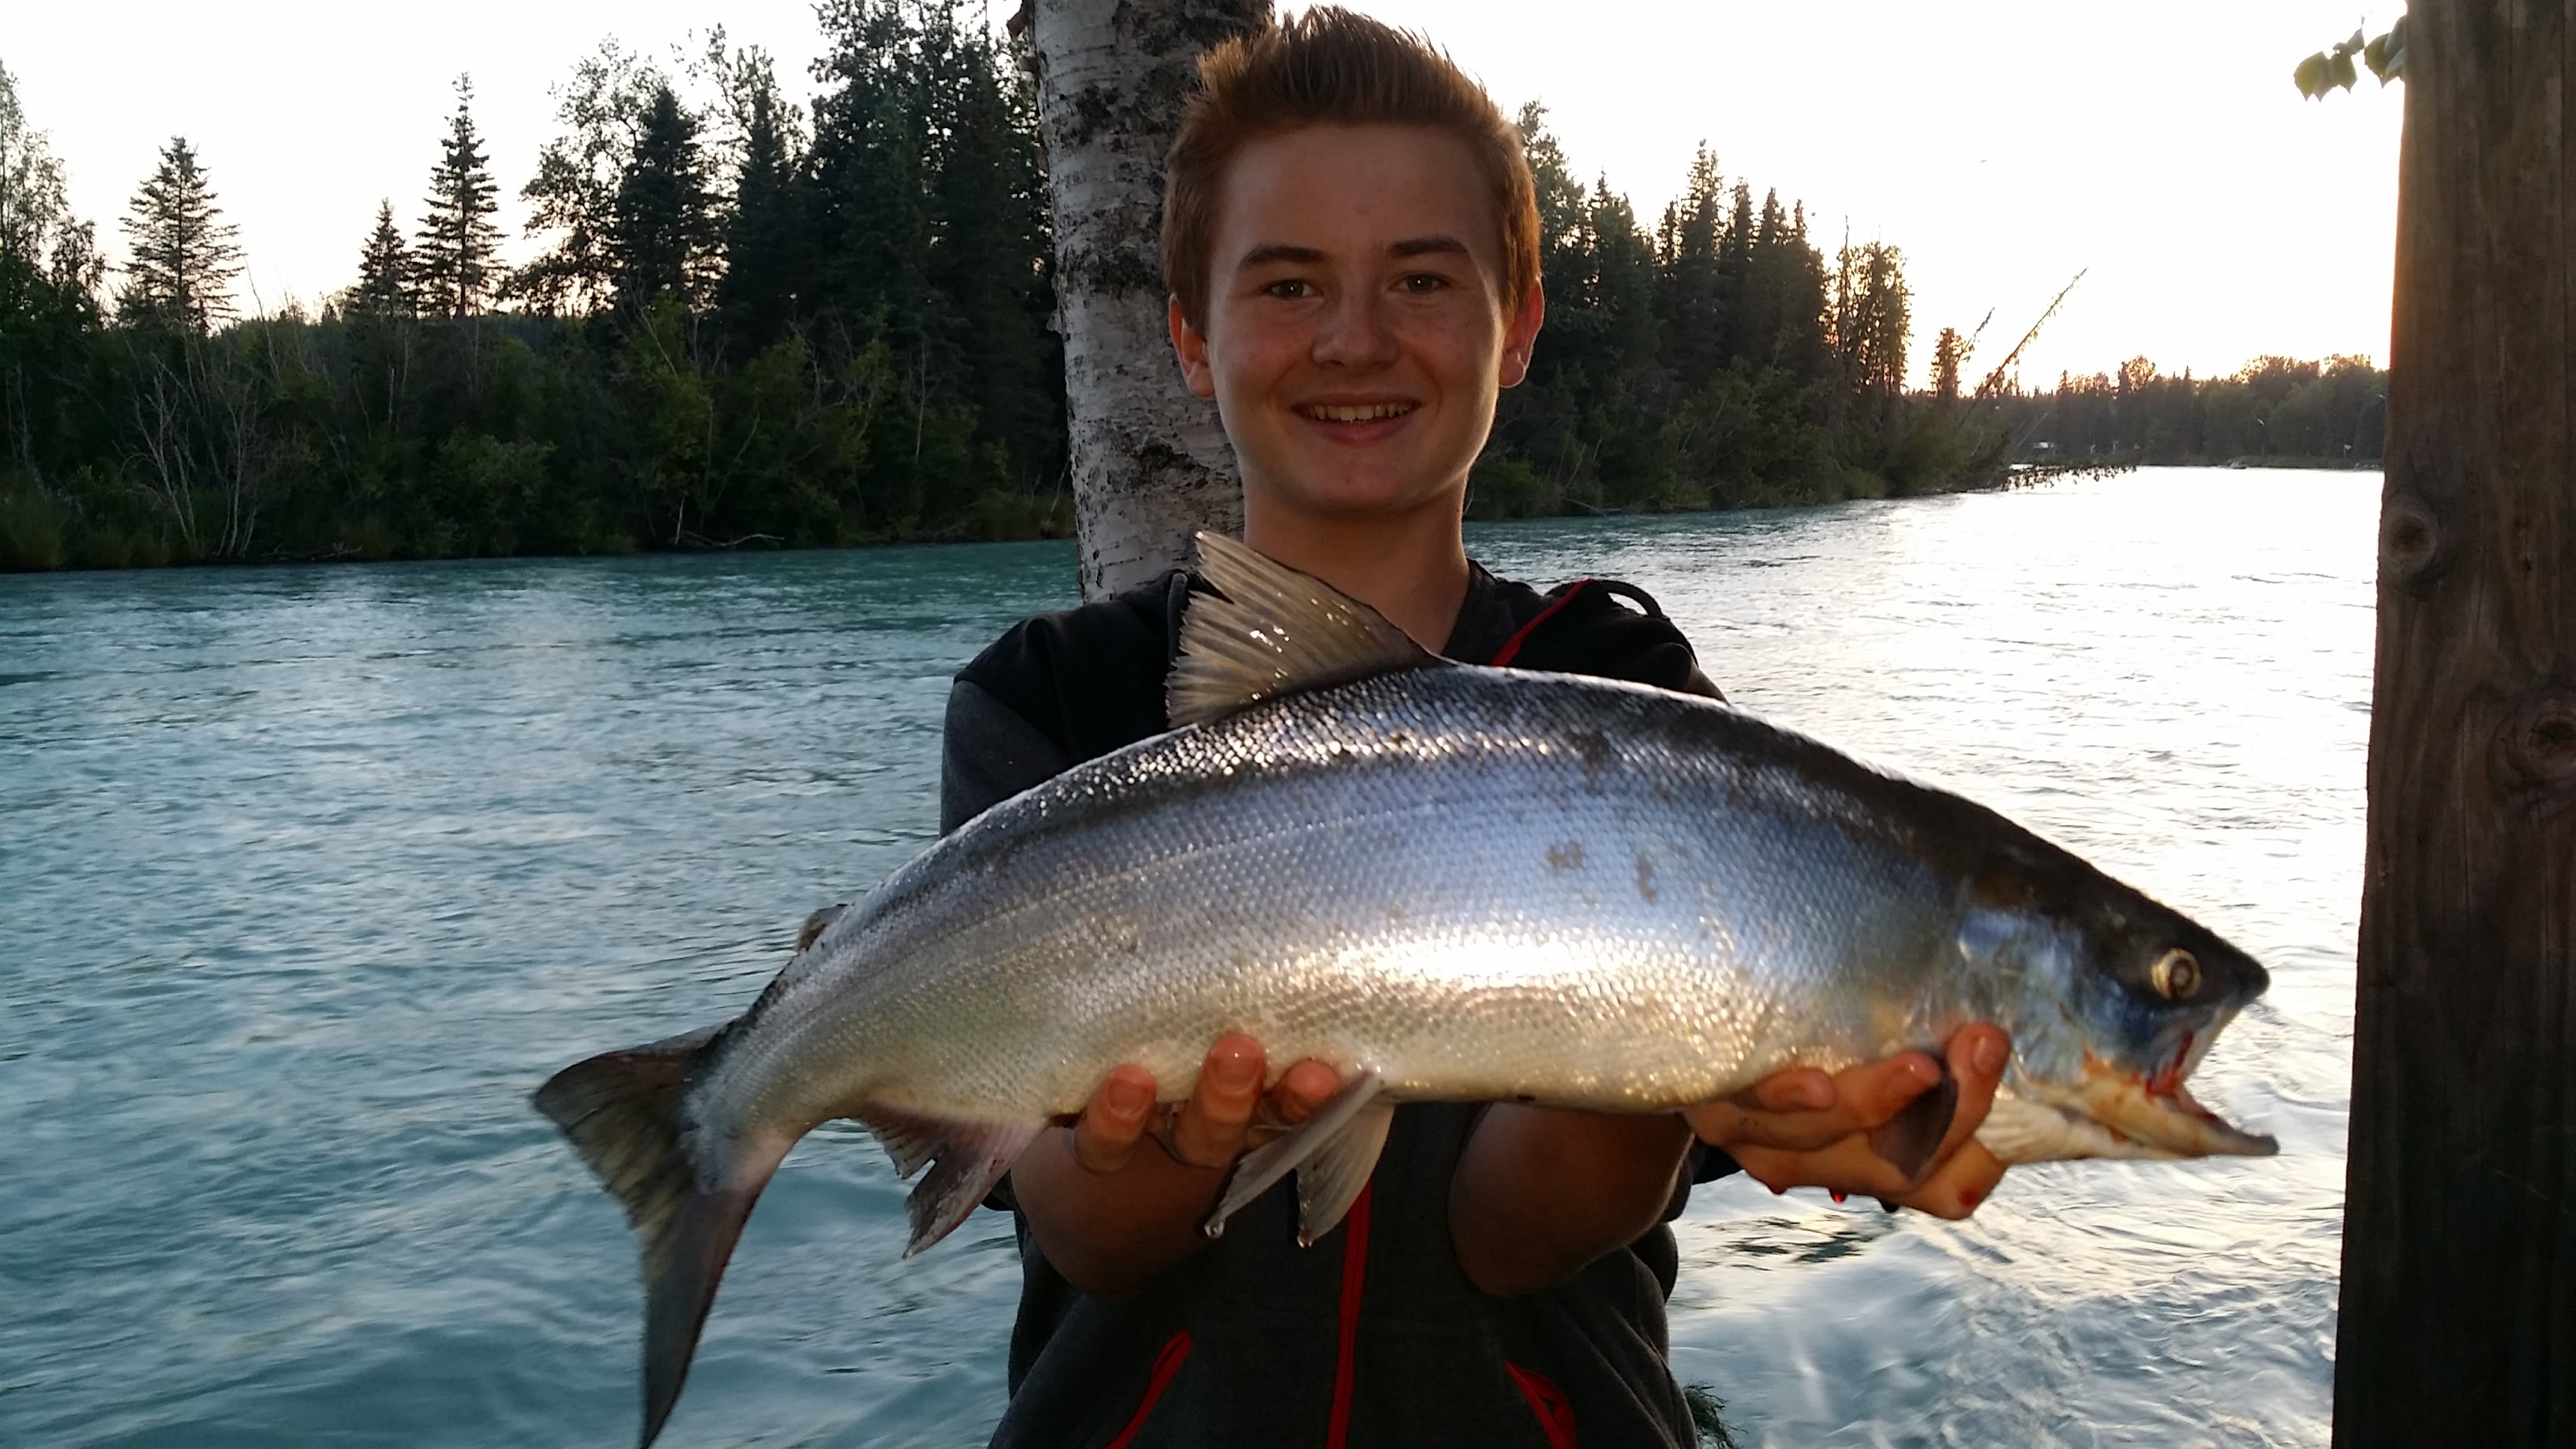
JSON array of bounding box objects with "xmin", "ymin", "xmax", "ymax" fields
[
  {"xmin": 1231, "ymin": 236, "xmax": 1473, "ymax": 271},
  {"xmin": 1387, "ymin": 234, "xmax": 1472, "ymax": 260},
  {"xmin": 1235, "ymin": 243, "xmax": 1327, "ymax": 270}
]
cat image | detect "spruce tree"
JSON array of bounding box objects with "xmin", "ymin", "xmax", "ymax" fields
[
  {"xmin": 1932, "ymin": 326, "xmax": 1965, "ymax": 402},
  {"xmin": 117, "ymin": 136, "xmax": 242, "ymax": 331},
  {"xmin": 414, "ymin": 76, "xmax": 504, "ymax": 317},
  {"xmin": 917, "ymin": 6, "xmax": 1057, "ymax": 482},
  {"xmin": 1655, "ymin": 144, "xmax": 1727, "ymax": 391},
  {"xmin": 717, "ymin": 73, "xmax": 804, "ymax": 347},
  {"xmin": 1717, "ymin": 180, "xmax": 1754, "ymax": 361},
  {"xmin": 807, "ymin": 0, "xmax": 930, "ymax": 342},
  {"xmin": 609, "ymin": 84, "xmax": 716, "ymax": 316},
  {"xmin": 344, "ymin": 200, "xmax": 413, "ymax": 316}
]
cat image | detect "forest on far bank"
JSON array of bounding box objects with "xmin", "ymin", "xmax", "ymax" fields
[{"xmin": 0, "ymin": 3, "xmax": 2385, "ymax": 573}]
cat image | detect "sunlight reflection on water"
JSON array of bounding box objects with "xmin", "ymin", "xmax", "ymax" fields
[{"xmin": 0, "ymin": 467, "xmax": 2366, "ymax": 1446}]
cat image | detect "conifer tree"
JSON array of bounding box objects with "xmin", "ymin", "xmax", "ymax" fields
[
  {"xmin": 717, "ymin": 64, "xmax": 805, "ymax": 347},
  {"xmin": 1656, "ymin": 144, "xmax": 1727, "ymax": 390},
  {"xmin": 1932, "ymin": 326, "xmax": 1964, "ymax": 402},
  {"xmin": 609, "ymin": 84, "xmax": 716, "ymax": 315},
  {"xmin": 1717, "ymin": 180, "xmax": 1754, "ymax": 358},
  {"xmin": 414, "ymin": 76, "xmax": 504, "ymax": 317},
  {"xmin": 117, "ymin": 136, "xmax": 242, "ymax": 331},
  {"xmin": 344, "ymin": 200, "xmax": 414, "ymax": 316},
  {"xmin": 916, "ymin": 5, "xmax": 1057, "ymax": 477},
  {"xmin": 807, "ymin": 0, "xmax": 930, "ymax": 339}
]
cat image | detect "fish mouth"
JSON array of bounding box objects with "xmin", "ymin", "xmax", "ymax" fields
[{"xmin": 2070, "ymin": 1050, "xmax": 2277, "ymax": 1158}]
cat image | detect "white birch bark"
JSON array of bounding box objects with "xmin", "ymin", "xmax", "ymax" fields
[{"xmin": 1032, "ymin": 0, "xmax": 1270, "ymax": 600}]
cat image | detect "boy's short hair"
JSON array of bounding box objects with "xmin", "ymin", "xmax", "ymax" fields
[{"xmin": 1161, "ymin": 7, "xmax": 1540, "ymax": 332}]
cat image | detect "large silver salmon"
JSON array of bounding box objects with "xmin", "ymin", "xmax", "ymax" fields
[{"xmin": 536, "ymin": 534, "xmax": 2275, "ymax": 1446}]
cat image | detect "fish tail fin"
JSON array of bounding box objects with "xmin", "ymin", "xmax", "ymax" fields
[{"xmin": 534, "ymin": 1025, "xmax": 787, "ymax": 1449}]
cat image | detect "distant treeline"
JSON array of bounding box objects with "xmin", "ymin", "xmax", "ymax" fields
[
  {"xmin": 1995, "ymin": 355, "xmax": 2387, "ymax": 467},
  {"xmin": 1477, "ymin": 111, "xmax": 2008, "ymax": 519},
  {"xmin": 0, "ymin": 5, "xmax": 2344, "ymax": 574}
]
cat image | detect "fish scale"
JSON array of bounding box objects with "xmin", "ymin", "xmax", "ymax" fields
[{"xmin": 533, "ymin": 531, "xmax": 2276, "ymax": 1448}]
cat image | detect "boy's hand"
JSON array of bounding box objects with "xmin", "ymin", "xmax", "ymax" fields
[
  {"xmin": 1066, "ymin": 1034, "xmax": 1342, "ymax": 1173},
  {"xmin": 1684, "ymin": 1024, "xmax": 2012, "ymax": 1219},
  {"xmin": 1013, "ymin": 1034, "xmax": 1339, "ymax": 1297}
]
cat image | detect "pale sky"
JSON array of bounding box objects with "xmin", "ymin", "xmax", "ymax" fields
[{"xmin": 9, "ymin": 1, "xmax": 2402, "ymax": 388}]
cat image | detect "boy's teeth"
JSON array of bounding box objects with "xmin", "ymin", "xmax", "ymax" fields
[{"xmin": 1309, "ymin": 403, "xmax": 1410, "ymax": 422}]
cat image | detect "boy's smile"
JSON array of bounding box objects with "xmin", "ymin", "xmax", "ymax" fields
[{"xmin": 1170, "ymin": 124, "xmax": 1542, "ymax": 530}]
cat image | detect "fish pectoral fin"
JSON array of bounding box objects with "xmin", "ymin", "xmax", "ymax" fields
[
  {"xmin": 1294, "ymin": 1101, "xmax": 1394, "ymax": 1248},
  {"xmin": 1168, "ymin": 534, "xmax": 1441, "ymax": 727},
  {"xmin": 794, "ymin": 904, "xmax": 848, "ymax": 955},
  {"xmin": 852, "ymin": 1107, "xmax": 1043, "ymax": 1256},
  {"xmin": 1866, "ymin": 1059, "xmax": 1959, "ymax": 1185},
  {"xmin": 1204, "ymin": 1068, "xmax": 1387, "ymax": 1241}
]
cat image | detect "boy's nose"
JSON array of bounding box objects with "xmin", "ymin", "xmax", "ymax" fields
[{"xmin": 1311, "ymin": 288, "xmax": 1399, "ymax": 369}]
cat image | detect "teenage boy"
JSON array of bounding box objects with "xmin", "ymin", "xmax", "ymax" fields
[{"xmin": 941, "ymin": 11, "xmax": 2011, "ymax": 1447}]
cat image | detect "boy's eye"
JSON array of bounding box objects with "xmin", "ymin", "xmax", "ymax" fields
[
  {"xmin": 1264, "ymin": 279, "xmax": 1313, "ymax": 299},
  {"xmin": 1399, "ymin": 273, "xmax": 1447, "ymax": 294}
]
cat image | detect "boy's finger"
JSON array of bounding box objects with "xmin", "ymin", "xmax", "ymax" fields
[
  {"xmin": 1071, "ymin": 1065, "xmax": 1157, "ymax": 1174},
  {"xmin": 1271, "ymin": 1058, "xmax": 1341, "ymax": 1124},
  {"xmin": 1744, "ymin": 1066, "xmax": 1837, "ymax": 1116},
  {"xmin": 1893, "ymin": 1140, "xmax": 2007, "ymax": 1219},
  {"xmin": 1936, "ymin": 1025, "xmax": 2009, "ymax": 1155},
  {"xmin": 1169, "ymin": 1035, "xmax": 1266, "ymax": 1167},
  {"xmin": 1694, "ymin": 1052, "xmax": 1941, "ymax": 1155},
  {"xmin": 1826, "ymin": 1051, "xmax": 1945, "ymax": 1130}
]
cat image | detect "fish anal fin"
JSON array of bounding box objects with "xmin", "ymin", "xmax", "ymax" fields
[
  {"xmin": 1170, "ymin": 534, "xmax": 1440, "ymax": 726},
  {"xmin": 532, "ymin": 1024, "xmax": 788, "ymax": 1448},
  {"xmin": 1204, "ymin": 1069, "xmax": 1387, "ymax": 1239},
  {"xmin": 1294, "ymin": 1101, "xmax": 1394, "ymax": 1248},
  {"xmin": 852, "ymin": 1105, "xmax": 1042, "ymax": 1256}
]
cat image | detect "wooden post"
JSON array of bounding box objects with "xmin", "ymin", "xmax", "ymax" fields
[{"xmin": 2336, "ymin": 2, "xmax": 2576, "ymax": 1441}]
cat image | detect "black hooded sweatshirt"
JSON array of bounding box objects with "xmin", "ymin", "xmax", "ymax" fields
[{"xmin": 939, "ymin": 563, "xmax": 1738, "ymax": 1449}]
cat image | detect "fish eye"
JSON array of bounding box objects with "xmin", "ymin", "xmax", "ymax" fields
[{"xmin": 2150, "ymin": 948, "xmax": 2200, "ymax": 1000}]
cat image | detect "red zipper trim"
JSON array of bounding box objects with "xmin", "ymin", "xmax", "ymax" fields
[
  {"xmin": 1323, "ymin": 1181, "xmax": 1376, "ymax": 1449},
  {"xmin": 1103, "ymin": 1329, "xmax": 1193, "ymax": 1449},
  {"xmin": 1488, "ymin": 580, "xmax": 1597, "ymax": 667},
  {"xmin": 1506, "ymin": 1362, "xmax": 1578, "ymax": 1449}
]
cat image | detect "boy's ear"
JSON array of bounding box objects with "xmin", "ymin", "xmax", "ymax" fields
[
  {"xmin": 1500, "ymin": 279, "xmax": 1545, "ymax": 389},
  {"xmin": 1169, "ymin": 295, "xmax": 1218, "ymax": 399}
]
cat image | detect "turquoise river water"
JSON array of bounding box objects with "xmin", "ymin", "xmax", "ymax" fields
[{"xmin": 0, "ymin": 467, "xmax": 2368, "ymax": 1447}]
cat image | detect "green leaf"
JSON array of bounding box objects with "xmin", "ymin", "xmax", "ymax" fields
[
  {"xmin": 2294, "ymin": 51, "xmax": 2331, "ymax": 99},
  {"xmin": 2331, "ymin": 50, "xmax": 2359, "ymax": 92},
  {"xmin": 2363, "ymin": 32, "xmax": 2394, "ymax": 81}
]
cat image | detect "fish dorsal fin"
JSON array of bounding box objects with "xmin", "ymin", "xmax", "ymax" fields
[{"xmin": 1169, "ymin": 532, "xmax": 1440, "ymax": 727}]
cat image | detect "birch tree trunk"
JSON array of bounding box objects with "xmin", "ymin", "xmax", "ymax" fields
[
  {"xmin": 1032, "ymin": 0, "xmax": 1268, "ymax": 600},
  {"xmin": 2336, "ymin": 2, "xmax": 2576, "ymax": 1440}
]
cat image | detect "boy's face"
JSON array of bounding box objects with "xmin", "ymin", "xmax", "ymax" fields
[{"xmin": 1170, "ymin": 124, "xmax": 1542, "ymax": 527}]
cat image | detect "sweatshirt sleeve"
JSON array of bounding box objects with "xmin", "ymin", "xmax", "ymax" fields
[{"xmin": 940, "ymin": 679, "xmax": 1076, "ymax": 835}]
